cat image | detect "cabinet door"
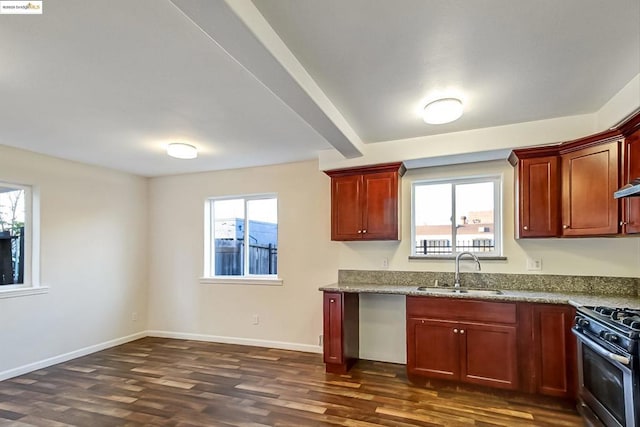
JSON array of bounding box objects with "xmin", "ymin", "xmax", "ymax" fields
[
  {"xmin": 623, "ymin": 130, "xmax": 640, "ymax": 234},
  {"xmin": 323, "ymin": 292, "xmax": 359, "ymax": 374},
  {"xmin": 331, "ymin": 175, "xmax": 363, "ymax": 240},
  {"xmin": 533, "ymin": 304, "xmax": 576, "ymax": 398},
  {"xmin": 518, "ymin": 156, "xmax": 560, "ymax": 237},
  {"xmin": 362, "ymin": 171, "xmax": 399, "ymax": 240},
  {"xmin": 561, "ymin": 141, "xmax": 619, "ymax": 235},
  {"xmin": 407, "ymin": 318, "xmax": 459, "ymax": 380},
  {"xmin": 461, "ymin": 322, "xmax": 518, "ymax": 390},
  {"xmin": 323, "ymin": 292, "xmax": 343, "ymax": 365}
]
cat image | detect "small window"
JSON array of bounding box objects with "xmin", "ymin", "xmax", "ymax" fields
[
  {"xmin": 204, "ymin": 195, "xmax": 278, "ymax": 279},
  {"xmin": 412, "ymin": 176, "xmax": 501, "ymax": 257},
  {"xmin": 0, "ymin": 181, "xmax": 36, "ymax": 288}
]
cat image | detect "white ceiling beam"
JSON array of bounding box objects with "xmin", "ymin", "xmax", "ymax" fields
[{"xmin": 169, "ymin": 0, "xmax": 363, "ymax": 159}]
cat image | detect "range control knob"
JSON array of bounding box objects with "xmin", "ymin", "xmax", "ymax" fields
[
  {"xmin": 577, "ymin": 318, "xmax": 590, "ymax": 328},
  {"xmin": 603, "ymin": 332, "xmax": 618, "ymax": 343}
]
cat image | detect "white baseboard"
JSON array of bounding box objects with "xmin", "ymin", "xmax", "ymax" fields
[
  {"xmin": 146, "ymin": 330, "xmax": 323, "ymax": 354},
  {"xmin": 0, "ymin": 331, "xmax": 146, "ymax": 382},
  {"xmin": 0, "ymin": 330, "xmax": 322, "ymax": 382}
]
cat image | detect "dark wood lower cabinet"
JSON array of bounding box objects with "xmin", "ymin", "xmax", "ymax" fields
[
  {"xmin": 323, "ymin": 292, "xmax": 359, "ymax": 374},
  {"xmin": 462, "ymin": 322, "xmax": 518, "ymax": 389},
  {"xmin": 323, "ymin": 293, "xmax": 576, "ymax": 400},
  {"xmin": 406, "ymin": 297, "xmax": 519, "ymax": 391},
  {"xmin": 407, "ymin": 318, "xmax": 459, "ymax": 380},
  {"xmin": 519, "ymin": 303, "xmax": 577, "ymax": 399},
  {"xmin": 406, "ymin": 296, "xmax": 576, "ymax": 398}
]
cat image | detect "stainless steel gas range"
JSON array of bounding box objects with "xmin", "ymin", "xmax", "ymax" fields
[{"xmin": 573, "ymin": 306, "xmax": 639, "ymax": 427}]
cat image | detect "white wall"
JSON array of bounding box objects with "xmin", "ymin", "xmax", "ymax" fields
[
  {"xmin": 147, "ymin": 160, "xmax": 339, "ymax": 351},
  {"xmin": 0, "ymin": 145, "xmax": 148, "ymax": 379},
  {"xmin": 146, "ymin": 156, "xmax": 640, "ymax": 365}
]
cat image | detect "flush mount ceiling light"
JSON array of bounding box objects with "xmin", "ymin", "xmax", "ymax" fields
[
  {"xmin": 422, "ymin": 98, "xmax": 464, "ymax": 125},
  {"xmin": 167, "ymin": 143, "xmax": 197, "ymax": 159}
]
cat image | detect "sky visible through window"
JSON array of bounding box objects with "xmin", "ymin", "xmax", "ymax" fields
[
  {"xmin": 213, "ymin": 198, "xmax": 277, "ymax": 223},
  {"xmin": 0, "ymin": 187, "xmax": 25, "ymax": 233},
  {"xmin": 415, "ymin": 182, "xmax": 493, "ymax": 226}
]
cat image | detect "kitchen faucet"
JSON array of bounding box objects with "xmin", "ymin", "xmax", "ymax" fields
[{"xmin": 454, "ymin": 251, "xmax": 481, "ymax": 288}]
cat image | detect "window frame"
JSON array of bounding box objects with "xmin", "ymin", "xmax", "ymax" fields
[
  {"xmin": 202, "ymin": 193, "xmax": 282, "ymax": 285},
  {"xmin": 411, "ymin": 174, "xmax": 503, "ymax": 258},
  {"xmin": 0, "ymin": 181, "xmax": 45, "ymax": 298}
]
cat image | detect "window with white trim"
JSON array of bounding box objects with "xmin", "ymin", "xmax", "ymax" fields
[
  {"xmin": 204, "ymin": 195, "xmax": 278, "ymax": 279},
  {"xmin": 0, "ymin": 181, "xmax": 38, "ymax": 290},
  {"xmin": 412, "ymin": 176, "xmax": 502, "ymax": 257}
]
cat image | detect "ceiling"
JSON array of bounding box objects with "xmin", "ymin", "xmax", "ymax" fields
[{"xmin": 1, "ymin": 0, "xmax": 638, "ymax": 177}]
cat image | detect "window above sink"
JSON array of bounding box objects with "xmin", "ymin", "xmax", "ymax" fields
[{"xmin": 411, "ymin": 175, "xmax": 503, "ymax": 258}]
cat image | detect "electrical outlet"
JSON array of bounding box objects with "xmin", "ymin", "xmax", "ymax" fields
[
  {"xmin": 382, "ymin": 257, "xmax": 389, "ymax": 269},
  {"xmin": 526, "ymin": 258, "xmax": 542, "ymax": 271},
  {"xmin": 252, "ymin": 314, "xmax": 259, "ymax": 325},
  {"xmin": 131, "ymin": 312, "xmax": 138, "ymax": 322},
  {"xmin": 319, "ymin": 335, "xmax": 323, "ymax": 346}
]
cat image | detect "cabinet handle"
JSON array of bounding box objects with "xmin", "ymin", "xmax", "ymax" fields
[
  {"xmin": 563, "ymin": 225, "xmax": 569, "ymax": 229},
  {"xmin": 523, "ymin": 226, "xmax": 528, "ymax": 230},
  {"xmin": 357, "ymin": 230, "xmax": 362, "ymax": 234},
  {"xmin": 330, "ymin": 299, "xmax": 335, "ymax": 303},
  {"xmin": 453, "ymin": 329, "xmax": 458, "ymax": 334},
  {"xmin": 362, "ymin": 230, "xmax": 367, "ymax": 233},
  {"xmin": 460, "ymin": 330, "xmax": 465, "ymax": 334},
  {"xmin": 621, "ymin": 221, "xmax": 628, "ymax": 226},
  {"xmin": 421, "ymin": 320, "xmax": 425, "ymax": 324}
]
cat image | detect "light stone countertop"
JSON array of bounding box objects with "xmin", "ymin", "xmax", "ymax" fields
[{"xmin": 319, "ymin": 282, "xmax": 640, "ymax": 310}]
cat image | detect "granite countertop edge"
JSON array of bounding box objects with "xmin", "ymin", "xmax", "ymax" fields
[{"xmin": 318, "ymin": 283, "xmax": 640, "ymax": 310}]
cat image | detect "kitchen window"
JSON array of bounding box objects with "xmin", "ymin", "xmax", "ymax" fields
[
  {"xmin": 0, "ymin": 181, "xmax": 44, "ymax": 298},
  {"xmin": 411, "ymin": 176, "xmax": 502, "ymax": 257},
  {"xmin": 202, "ymin": 194, "xmax": 281, "ymax": 285}
]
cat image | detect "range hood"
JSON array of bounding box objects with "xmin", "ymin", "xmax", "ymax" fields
[{"xmin": 614, "ymin": 178, "xmax": 640, "ymax": 198}]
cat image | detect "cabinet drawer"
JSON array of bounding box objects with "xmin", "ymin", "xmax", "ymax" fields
[{"xmin": 407, "ymin": 296, "xmax": 516, "ymax": 324}]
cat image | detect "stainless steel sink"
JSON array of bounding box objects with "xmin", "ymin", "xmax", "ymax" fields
[{"xmin": 416, "ymin": 286, "xmax": 502, "ymax": 295}]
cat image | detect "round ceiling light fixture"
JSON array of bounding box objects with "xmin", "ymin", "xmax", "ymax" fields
[
  {"xmin": 167, "ymin": 142, "xmax": 198, "ymax": 159},
  {"xmin": 422, "ymin": 98, "xmax": 464, "ymax": 125}
]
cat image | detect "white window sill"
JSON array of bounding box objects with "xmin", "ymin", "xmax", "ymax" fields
[
  {"xmin": 200, "ymin": 277, "xmax": 283, "ymax": 286},
  {"xmin": 0, "ymin": 286, "xmax": 49, "ymax": 299},
  {"xmin": 409, "ymin": 255, "xmax": 507, "ymax": 261}
]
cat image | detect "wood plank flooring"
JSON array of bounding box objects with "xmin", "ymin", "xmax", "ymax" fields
[{"xmin": 0, "ymin": 338, "xmax": 584, "ymax": 426}]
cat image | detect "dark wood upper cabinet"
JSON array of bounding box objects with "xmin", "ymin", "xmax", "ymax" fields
[
  {"xmin": 515, "ymin": 155, "xmax": 560, "ymax": 237},
  {"xmin": 325, "ymin": 162, "xmax": 405, "ymax": 241},
  {"xmin": 560, "ymin": 139, "xmax": 620, "ymax": 236},
  {"xmin": 510, "ymin": 130, "xmax": 623, "ymax": 238},
  {"xmin": 330, "ymin": 175, "xmax": 362, "ymax": 240},
  {"xmin": 620, "ymin": 116, "xmax": 640, "ymax": 234}
]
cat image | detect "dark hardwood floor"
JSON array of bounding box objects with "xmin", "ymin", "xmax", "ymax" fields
[{"xmin": 0, "ymin": 337, "xmax": 583, "ymax": 426}]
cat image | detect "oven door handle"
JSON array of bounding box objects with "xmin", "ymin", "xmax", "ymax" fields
[{"xmin": 572, "ymin": 329, "xmax": 631, "ymax": 366}]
